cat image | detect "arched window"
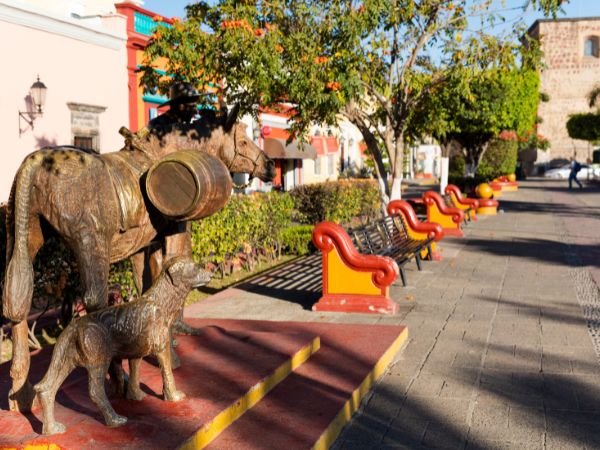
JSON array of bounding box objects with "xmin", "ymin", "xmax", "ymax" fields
[{"xmin": 584, "ymin": 36, "xmax": 599, "ymax": 57}]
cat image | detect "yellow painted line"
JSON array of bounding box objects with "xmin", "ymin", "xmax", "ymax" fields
[
  {"xmin": 21, "ymin": 445, "xmax": 62, "ymax": 450},
  {"xmin": 179, "ymin": 336, "xmax": 321, "ymax": 449},
  {"xmin": 312, "ymin": 327, "xmax": 409, "ymax": 450}
]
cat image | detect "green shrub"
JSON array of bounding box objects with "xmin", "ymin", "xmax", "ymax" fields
[
  {"xmin": 191, "ymin": 191, "xmax": 294, "ymax": 275},
  {"xmin": 290, "ymin": 179, "xmax": 380, "ymax": 225},
  {"xmin": 477, "ymin": 138, "xmax": 518, "ymax": 180},
  {"xmin": 449, "ymin": 152, "xmax": 466, "ymax": 179},
  {"xmin": 281, "ymin": 225, "xmax": 315, "ymax": 256}
]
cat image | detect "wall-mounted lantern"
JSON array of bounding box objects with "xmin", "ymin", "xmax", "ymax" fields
[{"xmin": 19, "ymin": 75, "xmax": 47, "ymax": 135}]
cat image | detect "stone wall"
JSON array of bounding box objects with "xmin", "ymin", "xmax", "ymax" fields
[{"xmin": 531, "ymin": 18, "xmax": 600, "ymax": 164}]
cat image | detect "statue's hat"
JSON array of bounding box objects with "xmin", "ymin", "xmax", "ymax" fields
[{"xmin": 162, "ymin": 82, "xmax": 201, "ymax": 106}]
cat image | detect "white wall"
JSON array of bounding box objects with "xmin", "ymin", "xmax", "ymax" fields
[{"xmin": 0, "ymin": 1, "xmax": 128, "ymax": 201}]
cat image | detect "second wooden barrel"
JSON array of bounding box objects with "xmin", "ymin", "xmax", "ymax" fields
[{"xmin": 145, "ymin": 150, "xmax": 233, "ymax": 221}]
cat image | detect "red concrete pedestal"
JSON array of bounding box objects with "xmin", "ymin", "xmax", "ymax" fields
[
  {"xmin": 313, "ymin": 294, "xmax": 400, "ymax": 314},
  {"xmin": 1, "ymin": 319, "xmax": 408, "ymax": 450},
  {"xmin": 0, "ymin": 327, "xmax": 319, "ymax": 449}
]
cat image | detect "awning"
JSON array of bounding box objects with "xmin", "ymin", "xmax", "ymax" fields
[
  {"xmin": 263, "ymin": 138, "xmax": 317, "ymax": 160},
  {"xmin": 310, "ymin": 136, "xmax": 339, "ymax": 155}
]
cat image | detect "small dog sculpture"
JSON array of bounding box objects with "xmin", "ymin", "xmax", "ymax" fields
[{"xmin": 34, "ymin": 256, "xmax": 211, "ymax": 435}]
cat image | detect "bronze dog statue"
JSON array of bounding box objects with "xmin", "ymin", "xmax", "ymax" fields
[{"xmin": 34, "ymin": 256, "xmax": 211, "ymax": 435}]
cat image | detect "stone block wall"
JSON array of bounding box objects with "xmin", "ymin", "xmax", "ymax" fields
[{"xmin": 530, "ymin": 18, "xmax": 600, "ymax": 163}]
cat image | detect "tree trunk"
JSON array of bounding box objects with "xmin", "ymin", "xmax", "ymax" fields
[
  {"xmin": 389, "ymin": 136, "xmax": 404, "ymax": 200},
  {"xmin": 464, "ymin": 142, "xmax": 490, "ymax": 178}
]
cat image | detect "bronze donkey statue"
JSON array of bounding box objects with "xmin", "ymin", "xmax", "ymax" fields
[
  {"xmin": 2, "ymin": 106, "xmax": 276, "ymax": 412},
  {"xmin": 35, "ymin": 256, "xmax": 210, "ymax": 435}
]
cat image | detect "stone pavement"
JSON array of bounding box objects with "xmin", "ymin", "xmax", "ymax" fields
[{"xmin": 185, "ymin": 179, "xmax": 600, "ymax": 450}]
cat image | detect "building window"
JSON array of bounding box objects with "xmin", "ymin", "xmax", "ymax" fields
[
  {"xmin": 67, "ymin": 102, "xmax": 106, "ymax": 153},
  {"xmin": 328, "ymin": 154, "xmax": 335, "ymax": 175},
  {"xmin": 315, "ymin": 156, "xmax": 321, "ymax": 175},
  {"xmin": 74, "ymin": 136, "xmax": 94, "ymax": 150},
  {"xmin": 584, "ymin": 37, "xmax": 599, "ymax": 57}
]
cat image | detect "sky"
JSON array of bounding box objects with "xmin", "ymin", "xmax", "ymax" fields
[{"xmin": 143, "ymin": 0, "xmax": 600, "ymax": 25}]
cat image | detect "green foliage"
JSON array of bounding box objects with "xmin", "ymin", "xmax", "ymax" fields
[
  {"xmin": 140, "ymin": 0, "xmax": 562, "ymax": 203},
  {"xmin": 280, "ymin": 225, "xmax": 315, "ymax": 256},
  {"xmin": 109, "ymin": 260, "xmax": 138, "ymax": 302},
  {"xmin": 411, "ymin": 68, "xmax": 541, "ymax": 175},
  {"xmin": 191, "ymin": 192, "xmax": 294, "ymax": 274},
  {"xmin": 476, "ymin": 138, "xmax": 518, "ymax": 180},
  {"xmin": 290, "ymin": 179, "xmax": 380, "ymax": 225},
  {"xmin": 566, "ymin": 113, "xmax": 600, "ymax": 142}
]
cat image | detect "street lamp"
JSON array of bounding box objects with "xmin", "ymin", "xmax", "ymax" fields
[{"xmin": 19, "ymin": 75, "xmax": 47, "ymax": 135}]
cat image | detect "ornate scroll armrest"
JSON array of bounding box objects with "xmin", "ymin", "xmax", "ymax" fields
[
  {"xmin": 423, "ymin": 191, "xmax": 465, "ymax": 224},
  {"xmin": 312, "ymin": 222, "xmax": 399, "ymax": 288},
  {"xmin": 445, "ymin": 184, "xmax": 479, "ymax": 209},
  {"xmin": 387, "ymin": 200, "xmax": 444, "ymax": 241}
]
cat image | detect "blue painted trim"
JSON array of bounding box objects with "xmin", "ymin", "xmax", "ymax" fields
[
  {"xmin": 142, "ymin": 93, "xmax": 168, "ymax": 104},
  {"xmin": 134, "ymin": 11, "xmax": 172, "ymax": 36}
]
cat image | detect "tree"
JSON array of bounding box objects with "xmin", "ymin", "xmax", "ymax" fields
[
  {"xmin": 566, "ymin": 113, "xmax": 600, "ymax": 143},
  {"xmin": 566, "ymin": 86, "xmax": 600, "ymax": 143},
  {"xmin": 408, "ymin": 67, "xmax": 541, "ymax": 176},
  {"xmin": 140, "ymin": 0, "xmax": 566, "ymax": 204}
]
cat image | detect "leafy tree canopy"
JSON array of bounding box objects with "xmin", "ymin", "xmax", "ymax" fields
[
  {"xmin": 140, "ymin": 0, "xmax": 566, "ymax": 198},
  {"xmin": 566, "ymin": 113, "xmax": 600, "ymax": 142}
]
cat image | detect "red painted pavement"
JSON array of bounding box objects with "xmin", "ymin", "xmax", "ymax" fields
[
  {"xmin": 0, "ymin": 326, "xmax": 317, "ymax": 449},
  {"xmin": 1, "ymin": 319, "xmax": 406, "ymax": 449},
  {"xmin": 193, "ymin": 319, "xmax": 407, "ymax": 450}
]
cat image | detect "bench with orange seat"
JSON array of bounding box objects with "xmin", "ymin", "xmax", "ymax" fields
[
  {"xmin": 312, "ymin": 221, "xmax": 400, "ymax": 314},
  {"xmin": 387, "ymin": 200, "xmax": 444, "ymax": 262},
  {"xmin": 444, "ymin": 184, "xmax": 480, "ymax": 221},
  {"xmin": 422, "ymin": 191, "xmax": 465, "ymax": 237}
]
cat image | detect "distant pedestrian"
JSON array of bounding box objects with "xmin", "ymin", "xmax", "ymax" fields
[{"xmin": 568, "ymin": 156, "xmax": 583, "ymax": 189}]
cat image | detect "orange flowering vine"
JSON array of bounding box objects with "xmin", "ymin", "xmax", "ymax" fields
[{"xmin": 326, "ymin": 81, "xmax": 341, "ymax": 91}]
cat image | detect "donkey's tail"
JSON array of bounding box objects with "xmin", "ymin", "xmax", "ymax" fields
[{"xmin": 2, "ymin": 153, "xmax": 39, "ymax": 322}]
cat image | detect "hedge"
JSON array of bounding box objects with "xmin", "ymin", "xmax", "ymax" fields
[
  {"xmin": 476, "ymin": 138, "xmax": 518, "ymax": 180},
  {"xmin": 290, "ymin": 179, "xmax": 380, "ymax": 225},
  {"xmin": 191, "ymin": 191, "xmax": 295, "ymax": 275},
  {"xmin": 566, "ymin": 113, "xmax": 600, "ymax": 142}
]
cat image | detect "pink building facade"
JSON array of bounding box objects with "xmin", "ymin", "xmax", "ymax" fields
[{"xmin": 0, "ymin": 0, "xmax": 130, "ymax": 201}]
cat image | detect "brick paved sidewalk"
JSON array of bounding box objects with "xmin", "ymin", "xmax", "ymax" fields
[{"xmin": 186, "ymin": 179, "xmax": 600, "ymax": 450}]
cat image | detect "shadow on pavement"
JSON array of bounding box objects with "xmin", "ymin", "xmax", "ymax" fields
[
  {"xmin": 462, "ymin": 237, "xmax": 597, "ymax": 266},
  {"xmin": 235, "ymin": 254, "xmax": 322, "ymax": 309}
]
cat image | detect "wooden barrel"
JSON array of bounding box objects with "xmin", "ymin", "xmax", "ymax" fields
[{"xmin": 145, "ymin": 150, "xmax": 233, "ymax": 221}]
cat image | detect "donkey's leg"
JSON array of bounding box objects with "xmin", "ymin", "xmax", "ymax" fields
[
  {"xmin": 165, "ymin": 225, "xmax": 206, "ymax": 336},
  {"xmin": 130, "ymin": 250, "xmax": 145, "ymax": 297},
  {"xmin": 8, "ymin": 218, "xmax": 45, "ymax": 412},
  {"xmin": 8, "ymin": 320, "xmax": 36, "ymax": 412},
  {"xmin": 72, "ymin": 235, "xmax": 110, "ymax": 312}
]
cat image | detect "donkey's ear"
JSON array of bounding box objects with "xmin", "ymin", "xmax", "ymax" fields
[{"xmin": 224, "ymin": 103, "xmax": 240, "ymax": 132}]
